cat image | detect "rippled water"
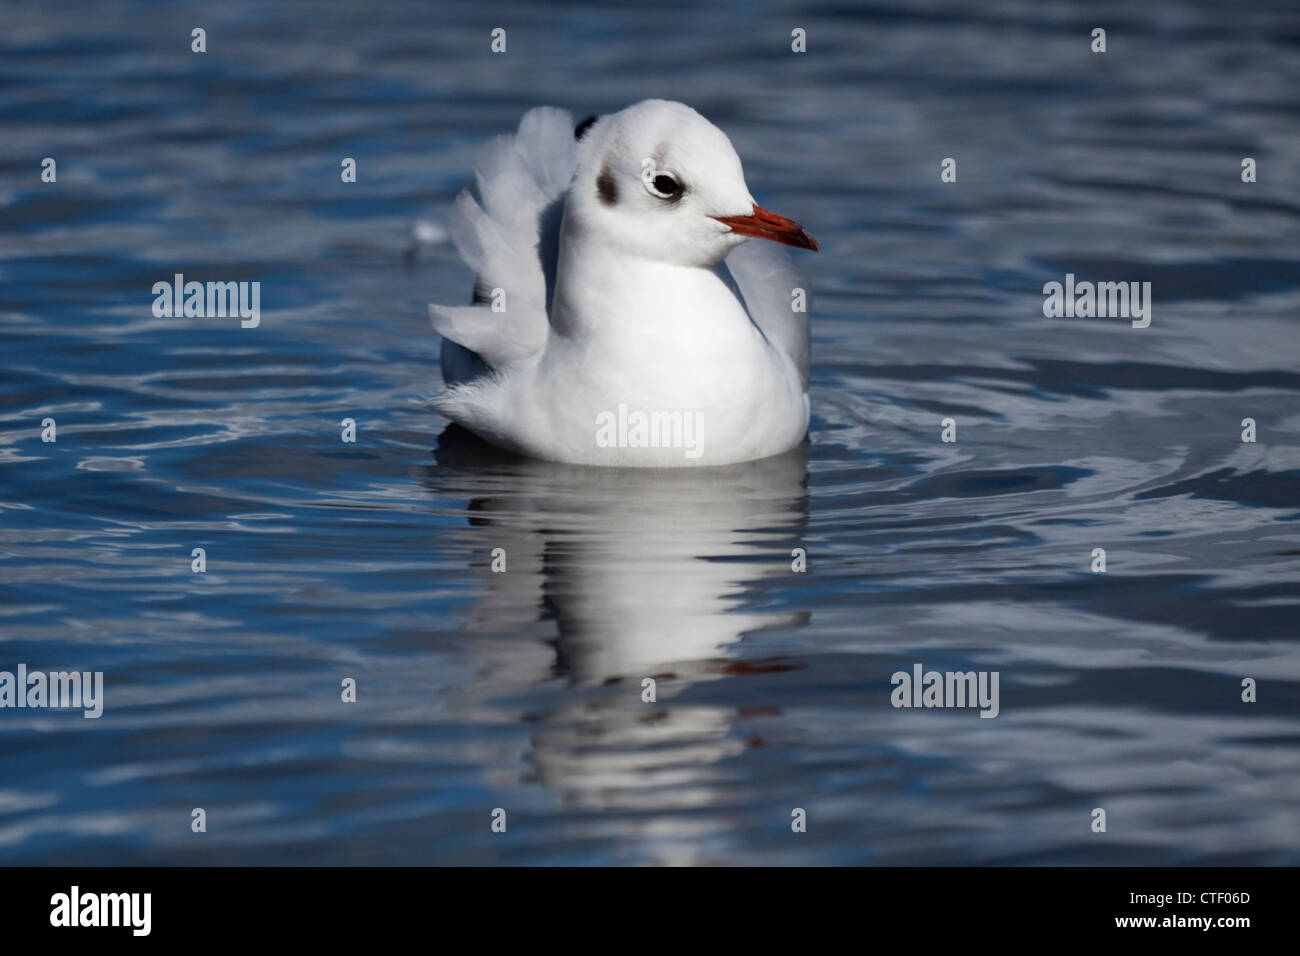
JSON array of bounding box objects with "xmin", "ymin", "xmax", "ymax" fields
[{"xmin": 2, "ymin": 0, "xmax": 1298, "ymax": 864}]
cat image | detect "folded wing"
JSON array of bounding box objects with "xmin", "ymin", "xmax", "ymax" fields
[{"xmin": 723, "ymin": 240, "xmax": 811, "ymax": 389}]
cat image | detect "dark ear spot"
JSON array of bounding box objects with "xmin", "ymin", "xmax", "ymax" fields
[
  {"xmin": 596, "ymin": 165, "xmax": 618, "ymax": 206},
  {"xmin": 574, "ymin": 115, "xmax": 598, "ymax": 140}
]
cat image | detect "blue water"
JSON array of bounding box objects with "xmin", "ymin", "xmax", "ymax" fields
[{"xmin": 2, "ymin": 0, "xmax": 1299, "ymax": 865}]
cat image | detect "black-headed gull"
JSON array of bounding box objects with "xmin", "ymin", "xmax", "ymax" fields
[{"xmin": 431, "ymin": 99, "xmax": 818, "ymax": 467}]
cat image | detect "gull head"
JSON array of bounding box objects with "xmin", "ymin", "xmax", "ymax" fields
[{"xmin": 566, "ymin": 99, "xmax": 818, "ymax": 269}]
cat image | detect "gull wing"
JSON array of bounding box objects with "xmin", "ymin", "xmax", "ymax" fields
[
  {"xmin": 723, "ymin": 240, "xmax": 811, "ymax": 389},
  {"xmin": 431, "ymin": 106, "xmax": 578, "ymax": 384}
]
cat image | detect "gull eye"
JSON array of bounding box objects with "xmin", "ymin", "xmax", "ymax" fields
[{"xmin": 644, "ymin": 171, "xmax": 683, "ymax": 200}]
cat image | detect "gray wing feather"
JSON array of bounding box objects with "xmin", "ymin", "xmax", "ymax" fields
[
  {"xmin": 723, "ymin": 241, "xmax": 811, "ymax": 389},
  {"xmin": 432, "ymin": 107, "xmax": 578, "ymax": 385}
]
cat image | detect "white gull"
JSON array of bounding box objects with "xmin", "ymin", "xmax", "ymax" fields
[{"xmin": 430, "ymin": 99, "xmax": 819, "ymax": 467}]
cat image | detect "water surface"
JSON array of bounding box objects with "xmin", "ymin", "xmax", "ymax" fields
[{"xmin": 1, "ymin": 0, "xmax": 1299, "ymax": 864}]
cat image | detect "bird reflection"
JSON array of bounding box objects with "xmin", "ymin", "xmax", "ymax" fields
[{"xmin": 423, "ymin": 426, "xmax": 810, "ymax": 834}]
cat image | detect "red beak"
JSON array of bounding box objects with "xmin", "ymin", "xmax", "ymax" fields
[{"xmin": 713, "ymin": 204, "xmax": 819, "ymax": 252}]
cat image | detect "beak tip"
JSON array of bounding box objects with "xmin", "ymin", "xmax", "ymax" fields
[{"xmin": 716, "ymin": 205, "xmax": 819, "ymax": 253}]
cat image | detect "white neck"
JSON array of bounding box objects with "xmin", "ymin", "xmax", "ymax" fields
[{"xmin": 550, "ymin": 226, "xmax": 753, "ymax": 356}]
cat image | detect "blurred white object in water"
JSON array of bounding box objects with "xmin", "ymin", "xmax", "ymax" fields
[
  {"xmin": 403, "ymin": 219, "xmax": 448, "ymax": 263},
  {"xmin": 412, "ymin": 220, "xmax": 447, "ymax": 244}
]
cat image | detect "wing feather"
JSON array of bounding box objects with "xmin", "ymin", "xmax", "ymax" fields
[
  {"xmin": 723, "ymin": 241, "xmax": 811, "ymax": 388},
  {"xmin": 432, "ymin": 107, "xmax": 579, "ymax": 386}
]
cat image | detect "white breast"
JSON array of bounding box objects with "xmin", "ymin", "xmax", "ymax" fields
[{"xmin": 495, "ymin": 239, "xmax": 808, "ymax": 466}]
